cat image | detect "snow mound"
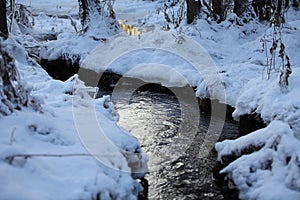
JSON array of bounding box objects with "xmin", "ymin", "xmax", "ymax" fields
[
  {"xmin": 40, "ymin": 33, "xmax": 101, "ymax": 63},
  {"xmin": 0, "ymin": 38, "xmax": 147, "ymax": 199},
  {"xmin": 233, "ymin": 67, "xmax": 300, "ymax": 139},
  {"xmin": 82, "ymin": 28, "xmax": 226, "ymax": 102},
  {"xmin": 216, "ymin": 120, "xmax": 300, "ymax": 200}
]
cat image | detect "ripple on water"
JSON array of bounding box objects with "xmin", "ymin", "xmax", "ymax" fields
[{"xmin": 111, "ymin": 86, "xmax": 238, "ymax": 200}]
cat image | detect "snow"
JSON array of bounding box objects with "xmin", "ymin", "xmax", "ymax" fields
[
  {"xmin": 80, "ymin": 28, "xmax": 226, "ymax": 104},
  {"xmin": 41, "ymin": 27, "xmax": 226, "ymax": 103},
  {"xmin": 0, "ymin": 38, "xmax": 147, "ymax": 199},
  {"xmin": 114, "ymin": 0, "xmax": 163, "ymax": 25},
  {"xmin": 40, "ymin": 33, "xmax": 100, "ymax": 62},
  {"xmin": 16, "ymin": 0, "xmax": 79, "ymax": 16},
  {"xmin": 216, "ymin": 121, "xmax": 300, "ymax": 200},
  {"xmin": 233, "ymin": 67, "xmax": 300, "ymax": 138},
  {"xmin": 14, "ymin": 0, "xmax": 79, "ymax": 38}
]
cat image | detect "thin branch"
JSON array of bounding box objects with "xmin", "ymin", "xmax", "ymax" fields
[
  {"xmin": 9, "ymin": 127, "xmax": 16, "ymax": 145},
  {"xmin": 9, "ymin": 0, "xmax": 15, "ymax": 33},
  {"xmin": 5, "ymin": 153, "xmax": 118, "ymax": 164},
  {"xmin": 94, "ymin": 166, "xmax": 102, "ymax": 185}
]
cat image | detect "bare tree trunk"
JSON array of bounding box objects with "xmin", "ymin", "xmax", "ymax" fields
[
  {"xmin": 0, "ymin": 0, "xmax": 8, "ymax": 39},
  {"xmin": 292, "ymin": 0, "xmax": 299, "ymax": 8},
  {"xmin": 275, "ymin": 0, "xmax": 283, "ymax": 23},
  {"xmin": 252, "ymin": 0, "xmax": 276, "ymax": 21},
  {"xmin": 233, "ymin": 0, "xmax": 249, "ymax": 17},
  {"xmin": 212, "ymin": 0, "xmax": 224, "ymax": 22},
  {"xmin": 78, "ymin": 0, "xmax": 118, "ymax": 34},
  {"xmin": 78, "ymin": 0, "xmax": 94, "ymax": 32},
  {"xmin": 276, "ymin": 0, "xmax": 283, "ymax": 15},
  {"xmin": 186, "ymin": 0, "xmax": 201, "ymax": 24}
]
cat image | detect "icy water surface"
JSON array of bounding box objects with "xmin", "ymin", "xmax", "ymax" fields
[{"xmin": 110, "ymin": 84, "xmax": 239, "ymax": 200}]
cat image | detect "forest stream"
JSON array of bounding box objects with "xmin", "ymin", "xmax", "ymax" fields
[
  {"xmin": 33, "ymin": 7, "xmax": 240, "ymax": 199},
  {"xmin": 99, "ymin": 77, "xmax": 239, "ymax": 200}
]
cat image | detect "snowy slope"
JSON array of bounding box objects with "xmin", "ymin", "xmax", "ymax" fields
[
  {"xmin": 0, "ymin": 38, "xmax": 147, "ymax": 199},
  {"xmin": 188, "ymin": 14, "xmax": 300, "ymax": 114},
  {"xmin": 216, "ymin": 120, "xmax": 300, "ymax": 200},
  {"xmin": 16, "ymin": 0, "xmax": 78, "ymax": 16},
  {"xmin": 114, "ymin": 0, "xmax": 163, "ymax": 25},
  {"xmin": 202, "ymin": 10, "xmax": 300, "ymax": 200},
  {"xmin": 233, "ymin": 67, "xmax": 300, "ymax": 139},
  {"xmin": 39, "ymin": 1, "xmax": 300, "ymax": 107}
]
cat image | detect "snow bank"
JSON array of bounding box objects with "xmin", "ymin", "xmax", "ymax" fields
[
  {"xmin": 40, "ymin": 33, "xmax": 100, "ymax": 63},
  {"xmin": 210, "ymin": 11, "xmax": 300, "ymax": 200},
  {"xmin": 0, "ymin": 39, "xmax": 147, "ymax": 199},
  {"xmin": 16, "ymin": 0, "xmax": 79, "ymax": 16},
  {"xmin": 39, "ymin": 25, "xmax": 119, "ymax": 64},
  {"xmin": 81, "ymin": 28, "xmax": 226, "ymax": 103},
  {"xmin": 114, "ymin": 0, "xmax": 163, "ymax": 25},
  {"xmin": 216, "ymin": 121, "xmax": 300, "ymax": 200},
  {"xmin": 231, "ymin": 18, "xmax": 300, "ymax": 139},
  {"xmin": 38, "ymin": 1, "xmax": 120, "ymax": 64},
  {"xmin": 233, "ymin": 67, "xmax": 300, "ymax": 139}
]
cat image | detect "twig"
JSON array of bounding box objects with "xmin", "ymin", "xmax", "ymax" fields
[
  {"xmin": 94, "ymin": 167, "xmax": 102, "ymax": 185},
  {"xmin": 9, "ymin": 127, "xmax": 16, "ymax": 145},
  {"xmin": 67, "ymin": 14, "xmax": 78, "ymax": 33},
  {"xmin": 9, "ymin": 0, "xmax": 15, "ymax": 33},
  {"xmin": 5, "ymin": 153, "xmax": 114, "ymax": 164}
]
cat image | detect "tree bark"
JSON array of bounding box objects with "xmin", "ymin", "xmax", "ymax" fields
[
  {"xmin": 276, "ymin": 0, "xmax": 283, "ymax": 15},
  {"xmin": 252, "ymin": 0, "xmax": 276, "ymax": 21},
  {"xmin": 233, "ymin": 0, "xmax": 249, "ymax": 17},
  {"xmin": 0, "ymin": 0, "xmax": 8, "ymax": 39},
  {"xmin": 78, "ymin": 0, "xmax": 103, "ymax": 31},
  {"xmin": 212, "ymin": 0, "xmax": 224, "ymax": 22},
  {"xmin": 186, "ymin": 0, "xmax": 201, "ymax": 24},
  {"xmin": 292, "ymin": 0, "xmax": 299, "ymax": 8},
  {"xmin": 78, "ymin": 0, "xmax": 88, "ymax": 26},
  {"xmin": 78, "ymin": 0, "xmax": 117, "ymax": 33}
]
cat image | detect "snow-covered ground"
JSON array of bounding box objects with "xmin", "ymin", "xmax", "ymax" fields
[
  {"xmin": 1, "ymin": 4, "xmax": 148, "ymax": 198},
  {"xmin": 3, "ymin": 0, "xmax": 300, "ymax": 199},
  {"xmin": 16, "ymin": 0, "xmax": 78, "ymax": 16},
  {"xmin": 216, "ymin": 120, "xmax": 300, "ymax": 200},
  {"xmin": 37, "ymin": 1, "xmax": 300, "ymax": 106},
  {"xmin": 114, "ymin": 0, "xmax": 163, "ymax": 25}
]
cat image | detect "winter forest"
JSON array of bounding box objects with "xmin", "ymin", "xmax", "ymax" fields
[{"xmin": 1, "ymin": 0, "xmax": 300, "ymax": 199}]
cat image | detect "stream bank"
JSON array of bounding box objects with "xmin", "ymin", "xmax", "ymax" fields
[
  {"xmin": 95, "ymin": 71, "xmax": 266, "ymax": 199},
  {"xmin": 103, "ymin": 74, "xmax": 239, "ymax": 199},
  {"xmin": 34, "ymin": 15, "xmax": 266, "ymax": 199},
  {"xmin": 38, "ymin": 59, "xmax": 265, "ymax": 199}
]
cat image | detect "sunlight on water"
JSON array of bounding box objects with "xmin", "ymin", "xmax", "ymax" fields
[
  {"xmin": 118, "ymin": 20, "xmax": 155, "ymax": 36},
  {"xmin": 111, "ymin": 86, "xmax": 239, "ymax": 199},
  {"xmin": 119, "ymin": 23, "xmax": 142, "ymax": 36}
]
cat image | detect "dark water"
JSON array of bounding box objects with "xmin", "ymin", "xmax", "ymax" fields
[{"xmin": 109, "ymin": 84, "xmax": 239, "ymax": 200}]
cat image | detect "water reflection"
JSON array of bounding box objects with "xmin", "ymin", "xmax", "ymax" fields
[
  {"xmin": 118, "ymin": 20, "xmax": 155, "ymax": 36},
  {"xmin": 119, "ymin": 23, "xmax": 142, "ymax": 36},
  {"xmin": 111, "ymin": 85, "xmax": 239, "ymax": 199}
]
